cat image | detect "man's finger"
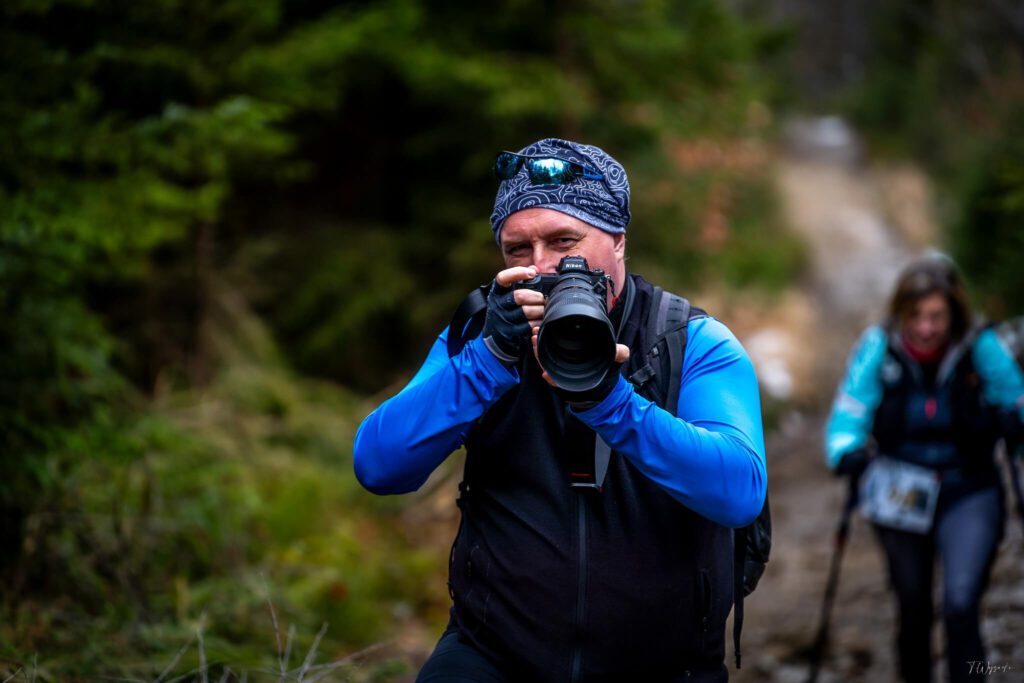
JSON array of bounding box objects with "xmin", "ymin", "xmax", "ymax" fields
[
  {"xmin": 534, "ymin": 331, "xmax": 555, "ymax": 387},
  {"xmin": 496, "ymin": 265, "xmax": 539, "ymax": 288},
  {"xmin": 513, "ymin": 288, "xmax": 545, "ymax": 306},
  {"xmin": 532, "ymin": 329, "xmax": 548, "ymax": 372},
  {"xmin": 614, "ymin": 344, "xmax": 630, "ymax": 364},
  {"xmin": 521, "ymin": 304, "xmax": 545, "ymax": 320}
]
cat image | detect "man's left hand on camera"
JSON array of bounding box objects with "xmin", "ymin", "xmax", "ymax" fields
[{"xmin": 482, "ymin": 266, "xmax": 544, "ymax": 365}]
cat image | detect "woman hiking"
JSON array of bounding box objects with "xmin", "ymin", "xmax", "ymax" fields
[{"xmin": 824, "ymin": 253, "xmax": 1024, "ymax": 683}]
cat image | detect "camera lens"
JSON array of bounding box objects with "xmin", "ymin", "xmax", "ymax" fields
[{"xmin": 537, "ymin": 274, "xmax": 616, "ymax": 392}]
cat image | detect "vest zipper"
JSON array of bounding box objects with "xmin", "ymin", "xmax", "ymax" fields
[
  {"xmin": 570, "ymin": 494, "xmax": 588, "ymax": 683},
  {"xmin": 699, "ymin": 569, "xmax": 712, "ymax": 652}
]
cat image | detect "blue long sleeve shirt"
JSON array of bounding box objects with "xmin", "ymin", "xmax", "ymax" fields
[
  {"xmin": 354, "ymin": 316, "xmax": 767, "ymax": 528},
  {"xmin": 825, "ymin": 325, "xmax": 1024, "ymax": 469}
]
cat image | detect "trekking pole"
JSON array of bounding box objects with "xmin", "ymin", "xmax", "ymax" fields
[
  {"xmin": 805, "ymin": 475, "xmax": 859, "ymax": 683},
  {"xmin": 1005, "ymin": 445, "xmax": 1024, "ymax": 540}
]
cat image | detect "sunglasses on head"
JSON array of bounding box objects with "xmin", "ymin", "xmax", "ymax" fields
[{"xmin": 494, "ymin": 151, "xmax": 604, "ymax": 186}]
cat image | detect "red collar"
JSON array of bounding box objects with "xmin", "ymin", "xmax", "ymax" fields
[{"xmin": 901, "ymin": 333, "xmax": 947, "ymax": 364}]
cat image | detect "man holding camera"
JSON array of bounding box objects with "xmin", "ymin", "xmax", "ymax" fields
[{"xmin": 354, "ymin": 138, "xmax": 766, "ymax": 682}]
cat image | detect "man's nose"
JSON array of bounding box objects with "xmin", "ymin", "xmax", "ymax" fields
[{"xmin": 533, "ymin": 247, "xmax": 559, "ymax": 273}]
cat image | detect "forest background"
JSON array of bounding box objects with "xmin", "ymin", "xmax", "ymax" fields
[{"xmin": 2, "ymin": 0, "xmax": 1022, "ymax": 680}]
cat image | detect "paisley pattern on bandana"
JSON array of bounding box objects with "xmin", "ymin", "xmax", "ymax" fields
[{"xmin": 490, "ymin": 138, "xmax": 631, "ymax": 243}]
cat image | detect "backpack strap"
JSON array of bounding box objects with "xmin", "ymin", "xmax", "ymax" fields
[
  {"xmin": 446, "ymin": 284, "xmax": 490, "ymax": 358},
  {"xmin": 731, "ymin": 492, "xmax": 772, "ymax": 669},
  {"xmin": 628, "ymin": 286, "xmax": 698, "ymax": 413},
  {"xmin": 733, "ymin": 526, "xmax": 747, "ymax": 670}
]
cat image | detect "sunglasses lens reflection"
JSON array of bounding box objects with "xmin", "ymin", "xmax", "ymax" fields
[
  {"xmin": 494, "ymin": 152, "xmax": 522, "ymax": 179},
  {"xmin": 494, "ymin": 153, "xmax": 596, "ymax": 186},
  {"xmin": 526, "ymin": 158, "xmax": 576, "ymax": 185}
]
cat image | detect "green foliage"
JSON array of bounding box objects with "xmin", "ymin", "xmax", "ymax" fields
[
  {"xmin": 229, "ymin": 0, "xmax": 789, "ymax": 390},
  {"xmin": 951, "ymin": 109, "xmax": 1024, "ymax": 317},
  {"xmin": 0, "ymin": 0, "xmax": 306, "ymax": 574},
  {"xmin": 0, "ymin": 0, "xmax": 800, "ymax": 676},
  {"xmin": 627, "ymin": 154, "xmax": 805, "ymax": 298},
  {"xmin": 1, "ymin": 301, "xmax": 445, "ymax": 679},
  {"xmin": 835, "ymin": 0, "xmax": 1024, "ymax": 313}
]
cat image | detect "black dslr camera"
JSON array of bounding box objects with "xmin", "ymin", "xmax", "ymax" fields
[{"xmin": 514, "ymin": 256, "xmax": 617, "ymax": 392}]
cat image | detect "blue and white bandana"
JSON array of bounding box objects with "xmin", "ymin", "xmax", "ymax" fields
[{"xmin": 490, "ymin": 138, "xmax": 631, "ymax": 244}]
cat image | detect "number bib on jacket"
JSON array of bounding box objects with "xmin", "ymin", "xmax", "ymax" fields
[{"xmin": 859, "ymin": 457, "xmax": 940, "ymax": 534}]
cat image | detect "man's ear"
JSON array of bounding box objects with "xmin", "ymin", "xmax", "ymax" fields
[{"xmin": 613, "ymin": 233, "xmax": 626, "ymax": 258}]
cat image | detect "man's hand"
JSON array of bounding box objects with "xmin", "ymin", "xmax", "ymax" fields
[
  {"xmin": 533, "ymin": 329, "xmax": 630, "ymax": 408},
  {"xmin": 481, "ymin": 266, "xmax": 541, "ymax": 365}
]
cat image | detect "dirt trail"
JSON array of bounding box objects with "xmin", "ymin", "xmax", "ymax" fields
[{"xmin": 734, "ymin": 119, "xmax": 1024, "ymax": 683}]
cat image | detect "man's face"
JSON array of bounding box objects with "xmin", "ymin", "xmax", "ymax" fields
[{"xmin": 499, "ymin": 208, "xmax": 626, "ymax": 306}]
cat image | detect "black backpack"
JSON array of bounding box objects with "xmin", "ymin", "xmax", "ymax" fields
[{"xmin": 447, "ymin": 283, "xmax": 772, "ymax": 668}]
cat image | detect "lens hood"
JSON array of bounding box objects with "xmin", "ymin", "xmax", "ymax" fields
[{"xmin": 538, "ymin": 271, "xmax": 616, "ymax": 392}]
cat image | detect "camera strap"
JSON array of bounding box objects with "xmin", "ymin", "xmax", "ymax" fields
[
  {"xmin": 446, "ymin": 283, "xmax": 490, "ymax": 357},
  {"xmin": 571, "ymin": 277, "xmax": 638, "ymax": 491}
]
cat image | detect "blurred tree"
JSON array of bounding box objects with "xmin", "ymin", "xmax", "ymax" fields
[
  {"xmin": 0, "ymin": 0, "xmax": 298, "ymax": 579},
  {"xmin": 229, "ymin": 0, "xmax": 787, "ymax": 390},
  {"xmin": 951, "ymin": 109, "xmax": 1024, "ymax": 317},
  {"xmin": 832, "ymin": 0, "xmax": 1024, "ymax": 312},
  {"xmin": 0, "ymin": 0, "xmax": 787, "ymax": 579},
  {"xmin": 0, "ymin": 0, "xmax": 797, "ymax": 671}
]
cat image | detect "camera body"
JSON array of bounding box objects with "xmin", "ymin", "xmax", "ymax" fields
[
  {"xmin": 514, "ymin": 256, "xmax": 617, "ymax": 392},
  {"xmin": 513, "ymin": 255, "xmax": 609, "ymax": 300}
]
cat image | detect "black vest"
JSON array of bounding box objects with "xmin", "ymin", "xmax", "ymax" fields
[
  {"xmin": 872, "ymin": 330, "xmax": 1001, "ymax": 484},
  {"xmin": 448, "ymin": 274, "xmax": 732, "ymax": 683}
]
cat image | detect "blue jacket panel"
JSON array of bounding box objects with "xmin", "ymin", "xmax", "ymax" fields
[
  {"xmin": 354, "ymin": 316, "xmax": 767, "ymax": 528},
  {"xmin": 574, "ymin": 316, "xmax": 766, "ymax": 528},
  {"xmin": 825, "ymin": 325, "xmax": 1024, "ymax": 469},
  {"xmin": 353, "ymin": 334, "xmax": 516, "ymax": 494}
]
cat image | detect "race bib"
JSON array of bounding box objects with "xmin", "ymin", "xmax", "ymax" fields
[{"xmin": 859, "ymin": 457, "xmax": 940, "ymax": 534}]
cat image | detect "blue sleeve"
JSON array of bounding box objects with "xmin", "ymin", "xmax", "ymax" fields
[
  {"xmin": 572, "ymin": 317, "xmax": 767, "ymax": 528},
  {"xmin": 824, "ymin": 326, "xmax": 887, "ymax": 469},
  {"xmin": 353, "ymin": 327, "xmax": 519, "ymax": 495},
  {"xmin": 973, "ymin": 328, "xmax": 1024, "ymax": 419}
]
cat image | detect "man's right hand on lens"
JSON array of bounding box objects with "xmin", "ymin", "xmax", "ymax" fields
[{"xmin": 481, "ymin": 266, "xmax": 544, "ymax": 365}]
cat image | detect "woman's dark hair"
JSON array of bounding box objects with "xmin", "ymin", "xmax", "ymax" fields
[{"xmin": 888, "ymin": 254, "xmax": 972, "ymax": 342}]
